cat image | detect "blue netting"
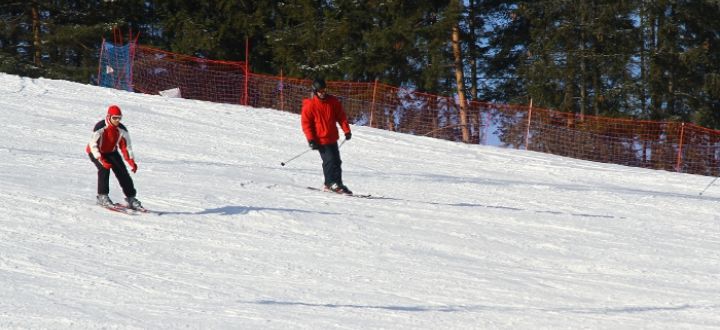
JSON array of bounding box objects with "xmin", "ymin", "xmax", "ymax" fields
[{"xmin": 98, "ymin": 42, "xmax": 134, "ymax": 92}]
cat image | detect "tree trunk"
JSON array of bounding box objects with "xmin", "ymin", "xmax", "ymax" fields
[
  {"xmin": 639, "ymin": 1, "xmax": 648, "ymax": 118},
  {"xmin": 32, "ymin": 3, "xmax": 42, "ymax": 67},
  {"xmin": 579, "ymin": 1, "xmax": 586, "ymax": 116},
  {"xmin": 451, "ymin": 0, "xmax": 470, "ymax": 143},
  {"xmin": 468, "ymin": 0, "xmax": 478, "ymax": 100}
]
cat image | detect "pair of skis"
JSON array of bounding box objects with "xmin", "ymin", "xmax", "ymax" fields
[
  {"xmin": 102, "ymin": 203, "xmax": 160, "ymax": 216},
  {"xmin": 306, "ymin": 186, "xmax": 374, "ymax": 199}
]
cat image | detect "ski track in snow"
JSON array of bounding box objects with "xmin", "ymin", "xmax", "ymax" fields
[{"xmin": 0, "ymin": 73, "xmax": 719, "ymax": 328}]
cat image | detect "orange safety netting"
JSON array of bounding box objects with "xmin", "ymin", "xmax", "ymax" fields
[
  {"xmin": 128, "ymin": 46, "xmax": 720, "ymax": 177},
  {"xmin": 132, "ymin": 46, "xmax": 249, "ymax": 104}
]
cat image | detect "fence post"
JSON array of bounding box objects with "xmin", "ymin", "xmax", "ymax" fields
[
  {"xmin": 676, "ymin": 122, "xmax": 686, "ymax": 172},
  {"xmin": 483, "ymin": 110, "xmax": 490, "ymax": 145},
  {"xmin": 370, "ymin": 78, "xmax": 378, "ymax": 128},
  {"xmin": 525, "ymin": 98, "xmax": 533, "ymax": 150},
  {"xmin": 280, "ymin": 69, "xmax": 284, "ymax": 112},
  {"xmin": 243, "ymin": 36, "xmax": 249, "ymax": 106},
  {"xmin": 97, "ymin": 38, "xmax": 105, "ymax": 86}
]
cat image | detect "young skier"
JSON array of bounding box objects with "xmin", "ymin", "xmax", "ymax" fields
[
  {"xmin": 301, "ymin": 78, "xmax": 353, "ymax": 195},
  {"xmin": 86, "ymin": 105, "xmax": 143, "ymax": 209}
]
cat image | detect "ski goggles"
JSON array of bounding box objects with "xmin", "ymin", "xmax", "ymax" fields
[{"xmin": 110, "ymin": 116, "xmax": 122, "ymax": 121}]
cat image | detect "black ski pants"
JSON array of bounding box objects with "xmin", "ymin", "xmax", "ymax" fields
[
  {"xmin": 318, "ymin": 142, "xmax": 343, "ymax": 187},
  {"xmin": 89, "ymin": 151, "xmax": 136, "ymax": 198}
]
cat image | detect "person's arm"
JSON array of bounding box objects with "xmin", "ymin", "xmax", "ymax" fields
[
  {"xmin": 301, "ymin": 99, "xmax": 317, "ymax": 142},
  {"xmin": 335, "ymin": 99, "xmax": 351, "ymax": 134},
  {"xmin": 118, "ymin": 127, "xmax": 134, "ymax": 161},
  {"xmin": 88, "ymin": 122, "xmax": 105, "ymax": 159},
  {"xmin": 118, "ymin": 126, "xmax": 137, "ymax": 172}
]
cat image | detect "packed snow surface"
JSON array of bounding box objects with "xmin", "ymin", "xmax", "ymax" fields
[{"xmin": 0, "ymin": 73, "xmax": 719, "ymax": 329}]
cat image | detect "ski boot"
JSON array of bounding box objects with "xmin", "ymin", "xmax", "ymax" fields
[
  {"xmin": 97, "ymin": 194, "xmax": 114, "ymax": 207},
  {"xmin": 325, "ymin": 183, "xmax": 353, "ymax": 195},
  {"xmin": 125, "ymin": 196, "xmax": 144, "ymax": 210}
]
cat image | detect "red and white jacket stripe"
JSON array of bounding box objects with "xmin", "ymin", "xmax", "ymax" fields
[{"xmin": 86, "ymin": 117, "xmax": 134, "ymax": 161}]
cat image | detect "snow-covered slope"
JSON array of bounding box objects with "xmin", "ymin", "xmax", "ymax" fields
[{"xmin": 1, "ymin": 73, "xmax": 719, "ymax": 329}]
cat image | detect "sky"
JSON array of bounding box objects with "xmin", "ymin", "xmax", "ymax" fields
[{"xmin": 1, "ymin": 73, "xmax": 719, "ymax": 329}]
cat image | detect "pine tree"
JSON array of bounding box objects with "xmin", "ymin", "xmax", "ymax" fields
[
  {"xmin": 0, "ymin": 1, "xmax": 156, "ymax": 82},
  {"xmin": 657, "ymin": 1, "xmax": 720, "ymax": 129},
  {"xmin": 0, "ymin": 1, "xmax": 42, "ymax": 77},
  {"xmin": 478, "ymin": 1, "xmax": 531, "ymax": 104}
]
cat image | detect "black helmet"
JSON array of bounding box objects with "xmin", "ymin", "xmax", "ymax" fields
[{"xmin": 312, "ymin": 78, "xmax": 326, "ymax": 92}]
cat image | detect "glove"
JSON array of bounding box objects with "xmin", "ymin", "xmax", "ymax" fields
[
  {"xmin": 345, "ymin": 132, "xmax": 352, "ymax": 140},
  {"xmin": 98, "ymin": 156, "xmax": 112, "ymax": 170},
  {"xmin": 127, "ymin": 159, "xmax": 138, "ymax": 173},
  {"xmin": 308, "ymin": 140, "xmax": 319, "ymax": 150}
]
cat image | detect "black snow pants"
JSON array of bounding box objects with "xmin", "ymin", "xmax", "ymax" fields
[
  {"xmin": 89, "ymin": 151, "xmax": 136, "ymax": 198},
  {"xmin": 318, "ymin": 142, "xmax": 343, "ymax": 187}
]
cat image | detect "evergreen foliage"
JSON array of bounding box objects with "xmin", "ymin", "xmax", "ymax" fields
[{"xmin": 0, "ymin": 0, "xmax": 718, "ymax": 129}]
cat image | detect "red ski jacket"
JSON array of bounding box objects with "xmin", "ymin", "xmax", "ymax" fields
[
  {"xmin": 85, "ymin": 117, "xmax": 134, "ymax": 161},
  {"xmin": 301, "ymin": 94, "xmax": 351, "ymax": 145}
]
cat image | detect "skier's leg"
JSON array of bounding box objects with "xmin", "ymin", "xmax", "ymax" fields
[
  {"xmin": 319, "ymin": 144, "xmax": 333, "ymax": 186},
  {"xmin": 329, "ymin": 143, "xmax": 343, "ymax": 185},
  {"xmin": 89, "ymin": 153, "xmax": 110, "ymax": 195},
  {"xmin": 319, "ymin": 143, "xmax": 342, "ymax": 186},
  {"xmin": 107, "ymin": 152, "xmax": 137, "ymax": 198}
]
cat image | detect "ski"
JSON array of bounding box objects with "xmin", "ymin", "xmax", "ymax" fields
[
  {"xmin": 132, "ymin": 206, "xmax": 164, "ymax": 216},
  {"xmin": 100, "ymin": 203, "xmax": 163, "ymax": 216},
  {"xmin": 101, "ymin": 203, "xmax": 140, "ymax": 216},
  {"xmin": 306, "ymin": 186, "xmax": 374, "ymax": 199}
]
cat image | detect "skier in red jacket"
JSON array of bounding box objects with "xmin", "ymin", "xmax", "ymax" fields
[
  {"xmin": 301, "ymin": 78, "xmax": 353, "ymax": 195},
  {"xmin": 86, "ymin": 105, "xmax": 143, "ymax": 209}
]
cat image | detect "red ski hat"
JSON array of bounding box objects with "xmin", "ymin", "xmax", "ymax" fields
[{"xmin": 107, "ymin": 105, "xmax": 122, "ymax": 116}]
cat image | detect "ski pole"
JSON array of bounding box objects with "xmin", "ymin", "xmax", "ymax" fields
[
  {"xmin": 280, "ymin": 148, "xmax": 312, "ymax": 166},
  {"xmin": 281, "ymin": 139, "xmax": 348, "ymax": 166},
  {"xmin": 699, "ymin": 176, "xmax": 719, "ymax": 196}
]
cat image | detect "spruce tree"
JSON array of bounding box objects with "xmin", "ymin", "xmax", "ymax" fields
[{"xmin": 0, "ymin": 1, "xmax": 42, "ymax": 77}]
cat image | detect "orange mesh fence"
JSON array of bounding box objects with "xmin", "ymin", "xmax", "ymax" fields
[
  {"xmin": 525, "ymin": 108, "xmax": 720, "ymax": 175},
  {"xmin": 132, "ymin": 46, "xmax": 248, "ymax": 104},
  {"xmin": 125, "ymin": 46, "xmax": 720, "ymax": 177}
]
